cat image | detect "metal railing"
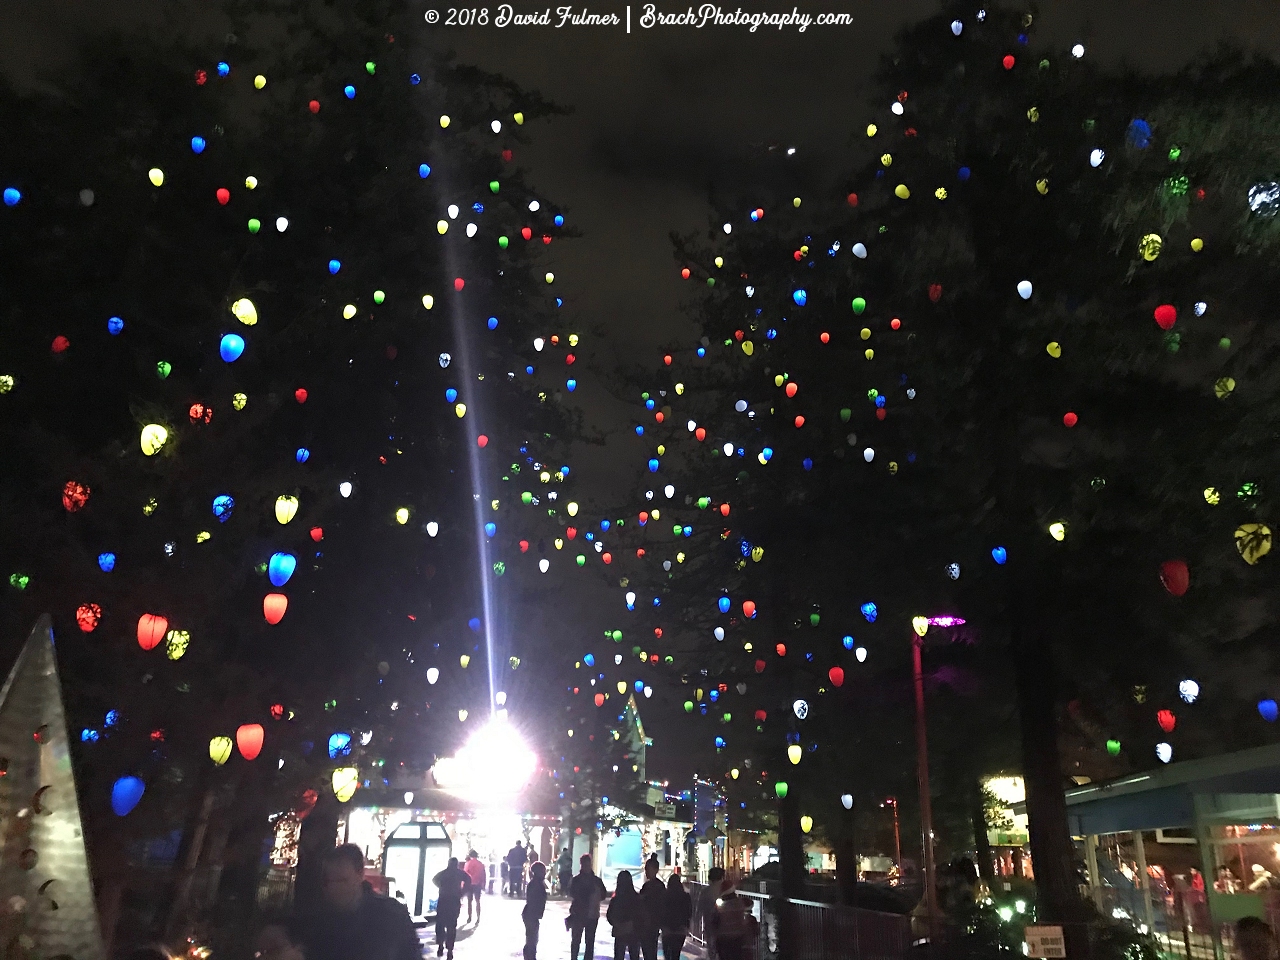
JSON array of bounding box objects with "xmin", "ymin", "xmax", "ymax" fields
[{"xmin": 689, "ymin": 885, "xmax": 910, "ymax": 960}]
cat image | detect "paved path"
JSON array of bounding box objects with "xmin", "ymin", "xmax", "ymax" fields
[{"xmin": 419, "ymin": 894, "xmax": 705, "ymax": 960}]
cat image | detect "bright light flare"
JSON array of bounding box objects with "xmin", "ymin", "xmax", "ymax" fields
[{"xmin": 431, "ymin": 715, "xmax": 537, "ymax": 801}]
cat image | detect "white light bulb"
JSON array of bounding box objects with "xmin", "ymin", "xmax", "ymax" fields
[
  {"xmin": 714, "ymin": 627, "xmax": 725, "ymax": 641},
  {"xmin": 528, "ymin": 200, "xmax": 540, "ymax": 212},
  {"xmin": 855, "ymin": 646, "xmax": 868, "ymax": 662},
  {"xmin": 891, "ymin": 102, "xmax": 904, "ymax": 116},
  {"xmin": 275, "ymin": 217, "xmax": 289, "ymax": 232},
  {"xmin": 466, "ymin": 223, "xmax": 477, "ymax": 237},
  {"xmin": 1071, "ymin": 43, "xmax": 1085, "ymax": 58},
  {"xmin": 339, "ymin": 481, "xmax": 353, "ymax": 498},
  {"xmin": 539, "ymin": 558, "xmax": 549, "ymax": 573},
  {"xmin": 722, "ymin": 222, "xmax": 732, "ymax": 234},
  {"xmin": 723, "ymin": 442, "xmax": 734, "ymax": 456},
  {"xmin": 664, "ymin": 485, "xmax": 675, "ymax": 498},
  {"xmin": 491, "ymin": 120, "xmax": 502, "ymax": 133},
  {"xmin": 427, "ymin": 667, "xmax": 439, "ymax": 684},
  {"xmin": 447, "ymin": 204, "xmax": 459, "ymax": 219},
  {"xmin": 426, "ymin": 521, "xmax": 439, "ymax": 537}
]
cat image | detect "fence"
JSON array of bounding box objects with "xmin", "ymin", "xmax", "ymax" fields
[
  {"xmin": 256, "ymin": 866, "xmax": 296, "ymax": 912},
  {"xmin": 689, "ymin": 884, "xmax": 911, "ymax": 960}
]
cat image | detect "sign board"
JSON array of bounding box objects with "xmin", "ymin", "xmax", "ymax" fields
[
  {"xmin": 654, "ymin": 802, "xmax": 677, "ymax": 819},
  {"xmin": 1025, "ymin": 925, "xmax": 1066, "ymax": 959}
]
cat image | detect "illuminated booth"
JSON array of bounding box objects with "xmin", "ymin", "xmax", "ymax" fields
[
  {"xmin": 382, "ymin": 820, "xmax": 452, "ymax": 922},
  {"xmin": 340, "ymin": 715, "xmax": 558, "ymax": 911}
]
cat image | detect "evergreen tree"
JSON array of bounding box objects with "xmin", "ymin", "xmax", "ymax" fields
[
  {"xmin": 0, "ymin": 0, "xmax": 583, "ymax": 940},
  {"xmin": 598, "ymin": 4, "xmax": 1280, "ymax": 935}
]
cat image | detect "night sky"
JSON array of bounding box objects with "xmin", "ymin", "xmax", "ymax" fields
[{"xmin": 6, "ymin": 0, "xmax": 1280, "ymax": 782}]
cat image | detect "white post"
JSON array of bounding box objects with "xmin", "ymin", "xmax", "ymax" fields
[
  {"xmin": 1085, "ymin": 835, "xmax": 1103, "ymax": 912},
  {"xmin": 1133, "ymin": 830, "xmax": 1156, "ymax": 934}
]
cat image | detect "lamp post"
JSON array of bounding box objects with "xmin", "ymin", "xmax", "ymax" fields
[
  {"xmin": 840, "ymin": 793, "xmax": 856, "ymax": 890},
  {"xmin": 911, "ymin": 615, "xmax": 966, "ymax": 942}
]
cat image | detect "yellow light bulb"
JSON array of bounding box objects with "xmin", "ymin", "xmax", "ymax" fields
[{"xmin": 140, "ymin": 423, "xmax": 169, "ymax": 456}]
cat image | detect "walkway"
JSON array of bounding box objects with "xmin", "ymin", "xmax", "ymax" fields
[{"xmin": 419, "ymin": 893, "xmax": 704, "ymax": 959}]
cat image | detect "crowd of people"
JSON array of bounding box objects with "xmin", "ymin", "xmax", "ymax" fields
[{"xmin": 247, "ymin": 842, "xmax": 755, "ymax": 960}]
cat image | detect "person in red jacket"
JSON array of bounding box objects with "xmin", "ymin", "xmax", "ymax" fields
[
  {"xmin": 711, "ymin": 885, "xmax": 756, "ymax": 960},
  {"xmin": 463, "ymin": 850, "xmax": 487, "ymax": 924}
]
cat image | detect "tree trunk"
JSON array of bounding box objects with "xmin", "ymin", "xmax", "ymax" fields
[
  {"xmin": 973, "ymin": 788, "xmax": 995, "ymax": 888},
  {"xmin": 1012, "ymin": 616, "xmax": 1084, "ymax": 927},
  {"xmin": 776, "ymin": 788, "xmax": 805, "ymax": 960},
  {"xmin": 834, "ymin": 833, "xmax": 857, "ymax": 906},
  {"xmin": 97, "ymin": 874, "xmax": 125, "ymax": 959},
  {"xmin": 164, "ymin": 787, "xmax": 217, "ymax": 940},
  {"xmin": 295, "ymin": 793, "xmax": 340, "ymax": 913},
  {"xmin": 196, "ymin": 803, "xmax": 237, "ymax": 912}
]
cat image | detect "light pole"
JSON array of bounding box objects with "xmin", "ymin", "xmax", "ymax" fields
[{"xmin": 911, "ymin": 615, "xmax": 966, "ymax": 941}]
